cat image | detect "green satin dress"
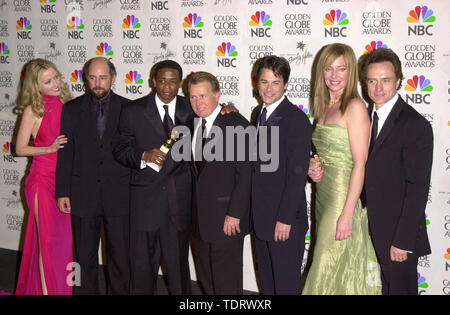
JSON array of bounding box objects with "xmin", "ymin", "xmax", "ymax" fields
[{"xmin": 302, "ymin": 124, "xmax": 381, "ymax": 295}]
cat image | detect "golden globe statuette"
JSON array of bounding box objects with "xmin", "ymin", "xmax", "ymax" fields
[{"xmin": 147, "ymin": 129, "xmax": 180, "ymax": 172}]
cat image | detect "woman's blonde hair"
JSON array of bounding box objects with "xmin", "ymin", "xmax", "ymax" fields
[
  {"xmin": 16, "ymin": 58, "xmax": 72, "ymax": 117},
  {"xmin": 312, "ymin": 43, "xmax": 360, "ymax": 119}
]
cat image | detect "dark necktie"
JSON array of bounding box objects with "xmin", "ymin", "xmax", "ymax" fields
[
  {"xmin": 259, "ymin": 107, "xmax": 267, "ymax": 127},
  {"xmin": 369, "ymin": 111, "xmax": 378, "ymax": 154},
  {"xmin": 195, "ymin": 118, "xmax": 207, "ymax": 171},
  {"xmin": 163, "ymin": 105, "xmax": 174, "ymax": 135},
  {"xmin": 97, "ymin": 100, "xmax": 106, "ymax": 139}
]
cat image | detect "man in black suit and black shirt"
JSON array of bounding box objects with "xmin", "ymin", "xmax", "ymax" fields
[{"xmin": 56, "ymin": 57, "xmax": 130, "ymax": 295}]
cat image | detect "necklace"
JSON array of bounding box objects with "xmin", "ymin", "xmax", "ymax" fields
[{"xmin": 329, "ymin": 98, "xmax": 341, "ymax": 106}]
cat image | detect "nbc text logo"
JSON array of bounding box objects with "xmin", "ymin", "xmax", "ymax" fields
[
  {"xmin": 122, "ymin": 15, "xmax": 141, "ymax": 39},
  {"xmin": 183, "ymin": 13, "xmax": 203, "ymax": 39},
  {"xmin": 216, "ymin": 42, "xmax": 237, "ymax": 68},
  {"xmin": 40, "ymin": 0, "xmax": 56, "ymax": 13},
  {"xmin": 405, "ymin": 75, "xmax": 433, "ymax": 105},
  {"xmin": 2, "ymin": 142, "xmax": 16, "ymax": 163},
  {"xmin": 407, "ymin": 6, "xmax": 435, "ymax": 36},
  {"xmin": 151, "ymin": 1, "xmax": 168, "ymax": 10},
  {"xmin": 323, "ymin": 9, "xmax": 348, "ymax": 38},
  {"xmin": 16, "ymin": 17, "xmax": 32, "ymax": 39},
  {"xmin": 125, "ymin": 70, "xmax": 143, "ymax": 95},
  {"xmin": 250, "ymin": 11, "xmax": 272, "ymax": 38},
  {"xmin": 67, "ymin": 15, "xmax": 84, "ymax": 40},
  {"xmin": 0, "ymin": 42, "xmax": 10, "ymax": 64}
]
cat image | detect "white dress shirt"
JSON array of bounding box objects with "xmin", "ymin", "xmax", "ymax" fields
[
  {"xmin": 371, "ymin": 93, "xmax": 399, "ymax": 138},
  {"xmin": 140, "ymin": 95, "xmax": 177, "ymax": 169},
  {"xmin": 192, "ymin": 104, "xmax": 222, "ymax": 161},
  {"xmin": 257, "ymin": 95, "xmax": 286, "ymax": 130},
  {"xmin": 155, "ymin": 94, "xmax": 176, "ymax": 123}
]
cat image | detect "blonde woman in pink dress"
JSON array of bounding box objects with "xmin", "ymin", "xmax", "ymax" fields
[{"xmin": 15, "ymin": 59, "xmax": 73, "ymax": 295}]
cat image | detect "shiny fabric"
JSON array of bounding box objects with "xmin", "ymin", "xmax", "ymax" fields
[
  {"xmin": 302, "ymin": 124, "xmax": 381, "ymax": 295},
  {"xmin": 16, "ymin": 95, "xmax": 73, "ymax": 295}
]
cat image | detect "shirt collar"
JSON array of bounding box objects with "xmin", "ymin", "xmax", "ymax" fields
[
  {"xmin": 373, "ymin": 93, "xmax": 398, "ymax": 121},
  {"xmin": 263, "ymin": 95, "xmax": 285, "ymax": 119},
  {"xmin": 202, "ymin": 104, "xmax": 221, "ymax": 132},
  {"xmin": 155, "ymin": 94, "xmax": 177, "ymax": 108}
]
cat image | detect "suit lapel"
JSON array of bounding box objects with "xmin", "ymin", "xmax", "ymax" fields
[
  {"xmin": 266, "ymin": 97, "xmax": 288, "ymax": 126},
  {"xmin": 370, "ymin": 96, "xmax": 405, "ymax": 156},
  {"xmin": 144, "ymin": 93, "xmax": 166, "ymax": 139}
]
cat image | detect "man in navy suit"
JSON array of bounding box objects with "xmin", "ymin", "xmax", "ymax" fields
[
  {"xmin": 251, "ymin": 56, "xmax": 312, "ymax": 294},
  {"xmin": 359, "ymin": 48, "xmax": 432, "ymax": 295}
]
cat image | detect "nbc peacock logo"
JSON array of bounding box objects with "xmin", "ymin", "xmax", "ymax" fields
[
  {"xmin": 444, "ymin": 248, "xmax": 450, "ymax": 260},
  {"xmin": 16, "ymin": 17, "xmax": 32, "ymax": 39},
  {"xmin": 96, "ymin": 42, "xmax": 114, "ymax": 56},
  {"xmin": 67, "ymin": 16, "xmax": 84, "ymax": 30},
  {"xmin": 125, "ymin": 70, "xmax": 143, "ymax": 84},
  {"xmin": 183, "ymin": 13, "xmax": 204, "ymax": 28},
  {"xmin": 0, "ymin": 42, "xmax": 10, "ymax": 55},
  {"xmin": 216, "ymin": 42, "xmax": 238, "ymax": 68},
  {"xmin": 40, "ymin": 0, "xmax": 56, "ymax": 2},
  {"xmin": 323, "ymin": 10, "xmax": 348, "ymax": 38},
  {"xmin": 70, "ymin": 70, "xmax": 84, "ymax": 83},
  {"xmin": 417, "ymin": 273, "xmax": 428, "ymax": 289},
  {"xmin": 122, "ymin": 15, "xmax": 141, "ymax": 39},
  {"xmin": 250, "ymin": 11, "xmax": 272, "ymax": 38},
  {"xmin": 407, "ymin": 6, "xmax": 436, "ymax": 23},
  {"xmin": 216, "ymin": 42, "xmax": 237, "ymax": 57},
  {"xmin": 405, "ymin": 75, "xmax": 433, "ymax": 105},
  {"xmin": 125, "ymin": 71, "xmax": 144, "ymax": 95},
  {"xmin": 407, "ymin": 6, "xmax": 436, "ymax": 36},
  {"xmin": 0, "ymin": 42, "xmax": 10, "ymax": 64},
  {"xmin": 122, "ymin": 15, "xmax": 141, "ymax": 29},
  {"xmin": 323, "ymin": 9, "xmax": 349, "ymax": 26},
  {"xmin": 16, "ymin": 17, "xmax": 32, "ymax": 30},
  {"xmin": 250, "ymin": 11, "xmax": 272, "ymax": 27},
  {"xmin": 2, "ymin": 142, "xmax": 15, "ymax": 155},
  {"xmin": 364, "ymin": 40, "xmax": 388, "ymax": 55},
  {"xmin": 183, "ymin": 13, "xmax": 203, "ymax": 39},
  {"xmin": 297, "ymin": 104, "xmax": 311, "ymax": 119},
  {"xmin": 70, "ymin": 70, "xmax": 85, "ymax": 93},
  {"xmin": 405, "ymin": 75, "xmax": 433, "ymax": 92}
]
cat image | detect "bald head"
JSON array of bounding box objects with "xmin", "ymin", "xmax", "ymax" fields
[{"xmin": 85, "ymin": 57, "xmax": 116, "ymax": 99}]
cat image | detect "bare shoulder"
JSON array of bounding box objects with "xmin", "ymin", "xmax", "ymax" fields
[
  {"xmin": 22, "ymin": 105, "xmax": 40, "ymax": 121},
  {"xmin": 345, "ymin": 98, "xmax": 369, "ymax": 120}
]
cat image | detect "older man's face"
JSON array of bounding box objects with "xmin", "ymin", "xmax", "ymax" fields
[{"xmin": 189, "ymin": 81, "xmax": 221, "ymax": 118}]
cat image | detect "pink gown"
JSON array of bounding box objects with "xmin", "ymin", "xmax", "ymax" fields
[{"xmin": 15, "ymin": 95, "xmax": 73, "ymax": 295}]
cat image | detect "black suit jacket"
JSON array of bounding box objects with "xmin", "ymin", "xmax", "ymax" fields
[
  {"xmin": 250, "ymin": 97, "xmax": 312, "ymax": 241},
  {"xmin": 112, "ymin": 93, "xmax": 195, "ymax": 232},
  {"xmin": 365, "ymin": 95, "xmax": 433, "ymax": 264},
  {"xmin": 55, "ymin": 92, "xmax": 131, "ymax": 217},
  {"xmin": 192, "ymin": 112, "xmax": 252, "ymax": 243}
]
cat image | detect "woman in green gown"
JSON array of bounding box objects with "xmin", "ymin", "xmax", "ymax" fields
[{"xmin": 302, "ymin": 43, "xmax": 381, "ymax": 295}]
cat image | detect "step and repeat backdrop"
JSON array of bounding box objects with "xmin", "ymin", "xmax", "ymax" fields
[{"xmin": 0, "ymin": 0, "xmax": 449, "ymax": 294}]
